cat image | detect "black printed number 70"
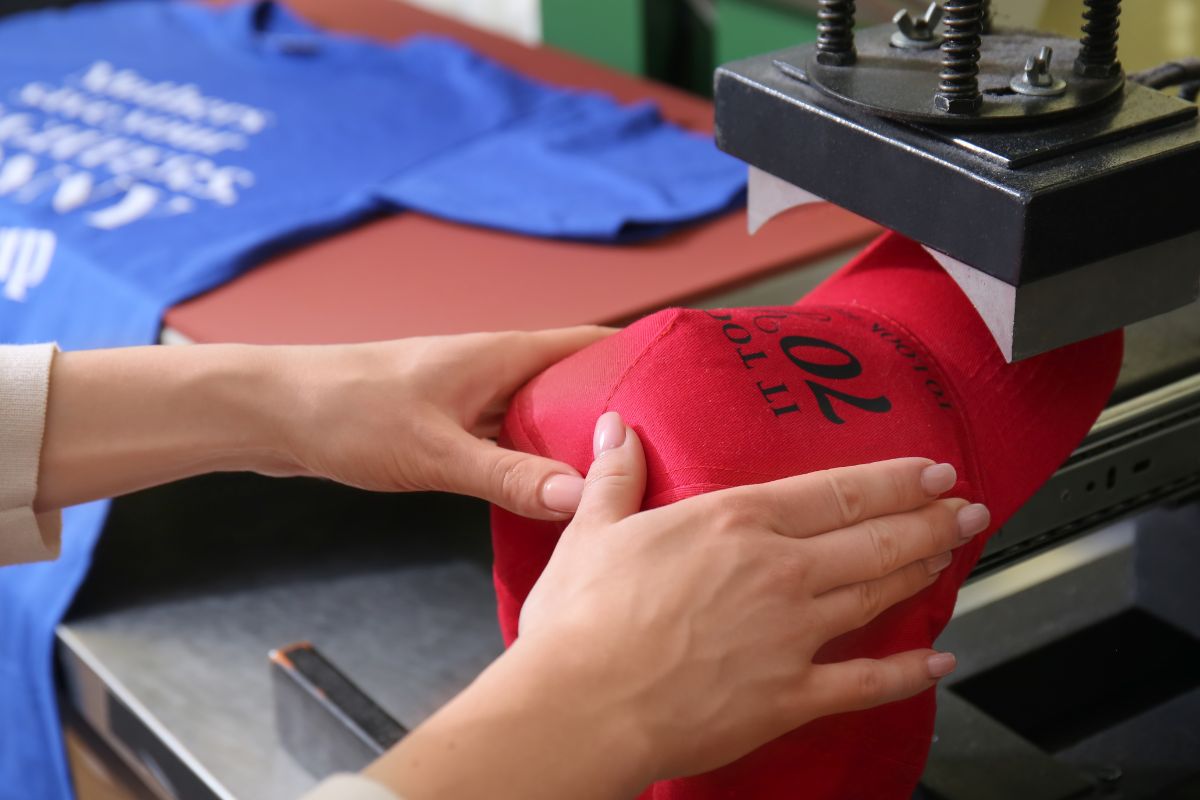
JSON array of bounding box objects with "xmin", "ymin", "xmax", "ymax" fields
[{"xmin": 780, "ymin": 336, "xmax": 892, "ymax": 425}]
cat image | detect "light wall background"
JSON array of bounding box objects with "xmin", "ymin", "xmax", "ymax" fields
[
  {"xmin": 1040, "ymin": 0, "xmax": 1199, "ymax": 72},
  {"xmin": 394, "ymin": 0, "xmax": 542, "ymax": 43}
]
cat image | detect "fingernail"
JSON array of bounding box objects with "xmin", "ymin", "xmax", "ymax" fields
[
  {"xmin": 542, "ymin": 474, "xmax": 585, "ymax": 513},
  {"xmin": 920, "ymin": 463, "xmax": 957, "ymax": 495},
  {"xmin": 927, "ymin": 652, "xmax": 957, "ymax": 679},
  {"xmin": 593, "ymin": 411, "xmax": 626, "ymax": 457},
  {"xmin": 956, "ymin": 503, "xmax": 991, "ymax": 539},
  {"xmin": 924, "ymin": 551, "xmax": 953, "ymax": 576}
]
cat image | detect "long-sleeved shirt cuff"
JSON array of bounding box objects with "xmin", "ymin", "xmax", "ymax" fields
[
  {"xmin": 300, "ymin": 774, "xmax": 401, "ymax": 800},
  {"xmin": 0, "ymin": 343, "xmax": 61, "ymax": 565}
]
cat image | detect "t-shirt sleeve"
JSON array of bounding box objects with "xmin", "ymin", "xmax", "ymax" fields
[
  {"xmin": 300, "ymin": 773, "xmax": 402, "ymax": 800},
  {"xmin": 0, "ymin": 343, "xmax": 62, "ymax": 566},
  {"xmin": 373, "ymin": 93, "xmax": 747, "ymax": 242}
]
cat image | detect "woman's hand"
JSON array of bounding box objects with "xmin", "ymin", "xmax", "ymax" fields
[
  {"xmin": 36, "ymin": 328, "xmax": 612, "ymax": 518},
  {"xmin": 270, "ymin": 327, "xmax": 613, "ymax": 519},
  {"xmin": 364, "ymin": 412, "xmax": 987, "ymax": 800},
  {"xmin": 520, "ymin": 412, "xmax": 984, "ymax": 785}
]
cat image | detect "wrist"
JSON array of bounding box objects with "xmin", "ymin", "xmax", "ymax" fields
[
  {"xmin": 35, "ymin": 344, "xmax": 294, "ymax": 510},
  {"xmin": 186, "ymin": 344, "xmax": 298, "ymax": 475},
  {"xmin": 500, "ymin": 630, "xmax": 659, "ymax": 792},
  {"xmin": 365, "ymin": 629, "xmax": 655, "ymax": 800}
]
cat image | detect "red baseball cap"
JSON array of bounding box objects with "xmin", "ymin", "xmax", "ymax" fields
[{"xmin": 490, "ymin": 231, "xmax": 1123, "ymax": 799}]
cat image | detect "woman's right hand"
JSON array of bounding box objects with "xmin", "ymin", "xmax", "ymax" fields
[
  {"xmin": 365, "ymin": 412, "xmax": 988, "ymax": 800},
  {"xmin": 517, "ymin": 412, "xmax": 986, "ymax": 787}
]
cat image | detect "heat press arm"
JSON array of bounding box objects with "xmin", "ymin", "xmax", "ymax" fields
[{"xmin": 717, "ymin": 0, "xmax": 1200, "ymax": 362}]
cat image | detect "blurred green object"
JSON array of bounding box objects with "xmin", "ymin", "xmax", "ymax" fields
[
  {"xmin": 540, "ymin": 0, "xmax": 715, "ymax": 95},
  {"xmin": 715, "ymin": 0, "xmax": 818, "ymax": 66},
  {"xmin": 540, "ymin": 0, "xmax": 819, "ymax": 96},
  {"xmin": 540, "ymin": 0, "xmax": 646, "ymax": 74}
]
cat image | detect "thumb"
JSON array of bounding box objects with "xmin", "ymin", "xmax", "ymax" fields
[
  {"xmin": 451, "ymin": 432, "xmax": 589, "ymax": 520},
  {"xmin": 573, "ymin": 411, "xmax": 648, "ymax": 527}
]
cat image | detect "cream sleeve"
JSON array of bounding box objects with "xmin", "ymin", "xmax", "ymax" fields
[
  {"xmin": 300, "ymin": 774, "xmax": 402, "ymax": 800},
  {"xmin": 0, "ymin": 343, "xmax": 62, "ymax": 566}
]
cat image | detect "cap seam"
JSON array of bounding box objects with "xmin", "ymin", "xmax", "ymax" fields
[
  {"xmin": 512, "ymin": 308, "xmax": 689, "ymax": 462},
  {"xmin": 513, "ymin": 370, "xmax": 550, "ymax": 459},
  {"xmin": 601, "ymin": 308, "xmax": 689, "ymax": 412}
]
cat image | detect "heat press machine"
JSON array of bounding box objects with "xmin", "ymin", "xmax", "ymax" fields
[
  {"xmin": 715, "ymin": 0, "xmax": 1199, "ymax": 363},
  {"xmin": 714, "ymin": 2, "xmax": 1200, "ymax": 798}
]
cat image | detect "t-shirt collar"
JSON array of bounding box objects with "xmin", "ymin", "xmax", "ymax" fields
[{"xmin": 236, "ymin": 1, "xmax": 324, "ymax": 56}]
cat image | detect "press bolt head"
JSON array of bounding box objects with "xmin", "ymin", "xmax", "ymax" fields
[
  {"xmin": 1011, "ymin": 45, "xmax": 1068, "ymax": 96},
  {"xmin": 1074, "ymin": 59, "xmax": 1122, "ymax": 79},
  {"xmin": 891, "ymin": 2, "xmax": 943, "ymax": 48},
  {"xmin": 816, "ymin": 50, "xmax": 857, "ymax": 66},
  {"xmin": 1026, "ymin": 47, "xmax": 1054, "ymax": 86},
  {"xmin": 921, "ymin": 1, "xmax": 943, "ymax": 27},
  {"xmin": 935, "ymin": 94, "xmax": 983, "ymax": 113}
]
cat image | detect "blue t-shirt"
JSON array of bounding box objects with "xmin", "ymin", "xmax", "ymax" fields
[
  {"xmin": 0, "ymin": 3, "xmax": 746, "ymax": 797},
  {"xmin": 0, "ymin": 0, "xmax": 745, "ymax": 348}
]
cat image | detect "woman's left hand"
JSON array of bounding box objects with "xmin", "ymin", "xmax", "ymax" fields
[
  {"xmin": 272, "ymin": 327, "xmax": 613, "ymax": 520},
  {"xmin": 37, "ymin": 327, "xmax": 611, "ymax": 519}
]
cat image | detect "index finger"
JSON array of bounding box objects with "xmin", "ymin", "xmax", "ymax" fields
[
  {"xmin": 735, "ymin": 458, "xmax": 958, "ymax": 539},
  {"xmin": 498, "ymin": 326, "xmax": 619, "ymax": 392}
]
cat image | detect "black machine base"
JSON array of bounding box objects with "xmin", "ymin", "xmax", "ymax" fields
[{"xmin": 924, "ymin": 504, "xmax": 1200, "ymax": 799}]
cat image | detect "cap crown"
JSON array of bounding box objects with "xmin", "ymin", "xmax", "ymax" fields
[{"xmin": 491, "ymin": 232, "xmax": 1123, "ymax": 798}]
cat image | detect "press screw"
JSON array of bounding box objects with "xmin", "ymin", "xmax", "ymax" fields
[
  {"xmin": 816, "ymin": 0, "xmax": 857, "ymax": 66},
  {"xmin": 1075, "ymin": 0, "xmax": 1122, "ymax": 78},
  {"xmin": 1010, "ymin": 46, "xmax": 1068, "ymax": 96},
  {"xmin": 935, "ymin": 0, "xmax": 984, "ymax": 113},
  {"xmin": 891, "ymin": 2, "xmax": 944, "ymax": 50}
]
